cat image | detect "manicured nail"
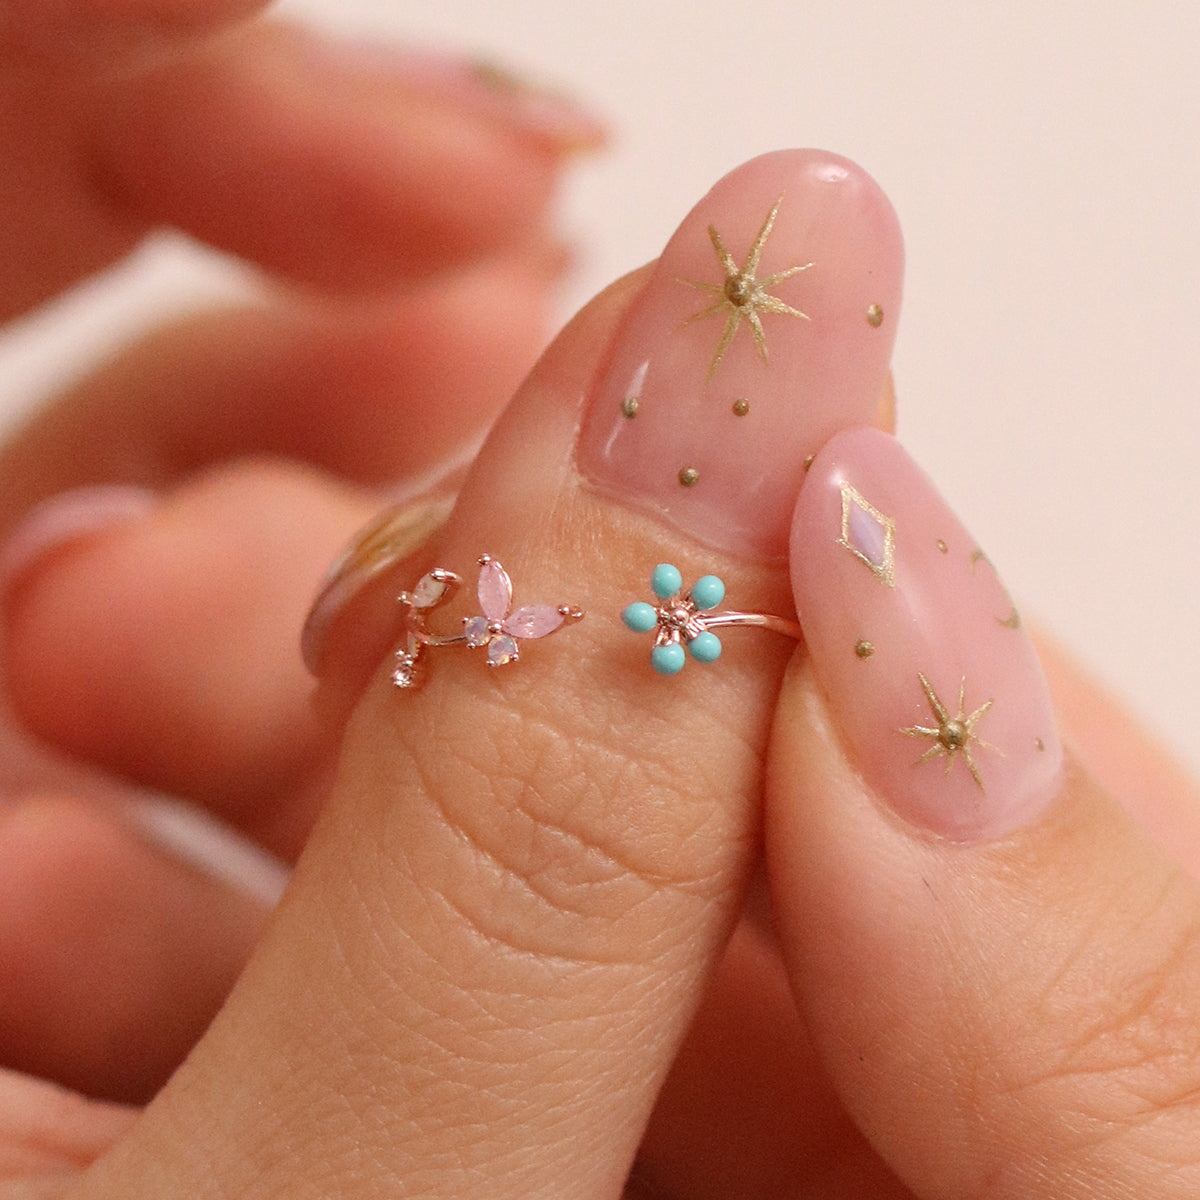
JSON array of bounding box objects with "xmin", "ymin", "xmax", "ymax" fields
[
  {"xmin": 791, "ymin": 428, "xmax": 1063, "ymax": 840},
  {"xmin": 301, "ymin": 496, "xmax": 453, "ymax": 674},
  {"xmin": 0, "ymin": 486, "xmax": 157, "ymax": 604},
  {"xmin": 123, "ymin": 794, "xmax": 289, "ymax": 907},
  {"xmin": 315, "ymin": 37, "xmax": 608, "ymax": 152},
  {"xmin": 577, "ymin": 149, "xmax": 903, "ymax": 560}
]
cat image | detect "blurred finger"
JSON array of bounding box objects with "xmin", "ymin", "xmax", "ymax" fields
[
  {"xmin": 0, "ymin": 18, "xmax": 599, "ymax": 317},
  {"xmin": 636, "ymin": 906, "xmax": 914, "ymax": 1200},
  {"xmin": 0, "ymin": 794, "xmax": 273, "ymax": 1104},
  {"xmin": 0, "ymin": 1067, "xmax": 134, "ymax": 1185},
  {"xmin": 2, "ymin": 462, "xmax": 379, "ymax": 856},
  {"xmin": 87, "ymin": 21, "xmax": 599, "ymax": 291},
  {"xmin": 1036, "ymin": 631, "xmax": 1200, "ymax": 874},
  {"xmin": 0, "ymin": 248, "xmax": 561, "ymax": 534},
  {"xmin": 0, "ymin": 0, "xmax": 267, "ymax": 68}
]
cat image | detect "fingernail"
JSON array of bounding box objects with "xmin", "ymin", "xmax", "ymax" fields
[
  {"xmin": 0, "ymin": 486, "xmax": 157, "ymax": 605},
  {"xmin": 301, "ymin": 496, "xmax": 453, "ymax": 675},
  {"xmin": 577, "ymin": 148, "xmax": 903, "ymax": 560},
  {"xmin": 122, "ymin": 794, "xmax": 289, "ymax": 908},
  {"xmin": 316, "ymin": 37, "xmax": 608, "ymax": 152},
  {"xmin": 792, "ymin": 428, "xmax": 1063, "ymax": 840}
]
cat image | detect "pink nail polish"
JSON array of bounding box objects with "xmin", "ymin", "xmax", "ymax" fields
[
  {"xmin": 578, "ymin": 149, "xmax": 903, "ymax": 560},
  {"xmin": 300, "ymin": 497, "xmax": 453, "ymax": 675},
  {"xmin": 791, "ymin": 428, "xmax": 1063, "ymax": 840},
  {"xmin": 0, "ymin": 486, "xmax": 157, "ymax": 604},
  {"xmin": 312, "ymin": 37, "xmax": 608, "ymax": 152}
]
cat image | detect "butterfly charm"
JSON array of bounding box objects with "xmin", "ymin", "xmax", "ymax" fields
[
  {"xmin": 393, "ymin": 555, "xmax": 583, "ymax": 687},
  {"xmin": 463, "ymin": 555, "xmax": 581, "ymax": 666}
]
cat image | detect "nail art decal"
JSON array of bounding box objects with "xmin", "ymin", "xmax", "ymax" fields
[
  {"xmin": 838, "ymin": 482, "xmax": 896, "ymax": 587},
  {"xmin": 681, "ymin": 196, "xmax": 812, "ymax": 382},
  {"xmin": 972, "ymin": 548, "xmax": 1022, "ymax": 628},
  {"xmin": 791, "ymin": 429, "xmax": 1061, "ymax": 840},
  {"xmin": 578, "ymin": 150, "xmax": 904, "ymax": 560},
  {"xmin": 900, "ymin": 673, "xmax": 996, "ymax": 791}
]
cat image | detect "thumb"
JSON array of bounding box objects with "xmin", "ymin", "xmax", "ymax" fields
[
  {"xmin": 69, "ymin": 150, "xmax": 902, "ymax": 1199},
  {"xmin": 766, "ymin": 427, "xmax": 1200, "ymax": 1198}
]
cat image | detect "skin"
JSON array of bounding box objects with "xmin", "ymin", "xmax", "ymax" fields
[{"xmin": 3, "ymin": 3, "xmax": 1200, "ymax": 1198}]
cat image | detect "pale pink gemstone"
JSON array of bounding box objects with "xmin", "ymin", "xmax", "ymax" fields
[
  {"xmin": 477, "ymin": 559, "xmax": 513, "ymax": 621},
  {"xmin": 464, "ymin": 616, "xmax": 491, "ymax": 647},
  {"xmin": 411, "ymin": 573, "xmax": 448, "ymax": 608},
  {"xmin": 504, "ymin": 605, "xmax": 564, "ymax": 639},
  {"xmin": 487, "ymin": 635, "xmax": 519, "ymax": 666}
]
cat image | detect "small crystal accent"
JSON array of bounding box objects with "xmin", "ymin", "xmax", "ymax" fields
[
  {"xmin": 464, "ymin": 616, "xmax": 491, "ymax": 647},
  {"xmin": 487, "ymin": 635, "xmax": 519, "ymax": 666},
  {"xmin": 391, "ymin": 652, "xmax": 418, "ymax": 688}
]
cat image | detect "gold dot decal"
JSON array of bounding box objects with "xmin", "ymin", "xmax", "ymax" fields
[
  {"xmin": 679, "ymin": 466, "xmax": 700, "ymax": 487},
  {"xmin": 855, "ymin": 640, "xmax": 875, "ymax": 659},
  {"xmin": 732, "ymin": 397, "xmax": 750, "ymax": 417},
  {"xmin": 621, "ymin": 396, "xmax": 639, "ymax": 418},
  {"xmin": 937, "ymin": 539, "xmax": 948, "ymax": 554},
  {"xmin": 803, "ymin": 454, "xmax": 815, "ymax": 472},
  {"xmin": 867, "ymin": 303, "xmax": 884, "ymax": 327},
  {"xmin": 1035, "ymin": 737, "xmax": 1045, "ymax": 751}
]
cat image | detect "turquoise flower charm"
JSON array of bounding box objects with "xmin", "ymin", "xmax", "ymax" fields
[{"xmin": 622, "ymin": 563, "xmax": 727, "ymax": 674}]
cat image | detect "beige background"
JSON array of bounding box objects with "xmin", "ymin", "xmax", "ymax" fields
[{"xmin": 1, "ymin": 1, "xmax": 1197, "ymax": 770}]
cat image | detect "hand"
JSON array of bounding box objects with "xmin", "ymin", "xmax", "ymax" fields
[
  {"xmin": 0, "ymin": 0, "xmax": 600, "ymax": 1110},
  {"xmin": 5, "ymin": 126, "xmax": 1200, "ymax": 1200}
]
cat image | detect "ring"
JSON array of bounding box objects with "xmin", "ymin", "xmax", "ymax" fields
[
  {"xmin": 392, "ymin": 555, "xmax": 584, "ymax": 688},
  {"xmin": 622, "ymin": 562, "xmax": 801, "ymax": 674}
]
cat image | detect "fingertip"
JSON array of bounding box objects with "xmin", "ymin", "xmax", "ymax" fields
[
  {"xmin": 88, "ymin": 22, "xmax": 580, "ymax": 290},
  {"xmin": 2, "ymin": 462, "xmax": 363, "ymax": 842}
]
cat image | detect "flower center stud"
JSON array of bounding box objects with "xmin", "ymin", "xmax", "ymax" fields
[
  {"xmin": 724, "ymin": 273, "xmax": 755, "ymax": 307},
  {"xmin": 940, "ymin": 720, "xmax": 968, "ymax": 751}
]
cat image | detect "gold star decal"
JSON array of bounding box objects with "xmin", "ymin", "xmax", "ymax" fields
[
  {"xmin": 901, "ymin": 673, "xmax": 996, "ymax": 791},
  {"xmin": 682, "ymin": 195, "xmax": 813, "ymax": 382}
]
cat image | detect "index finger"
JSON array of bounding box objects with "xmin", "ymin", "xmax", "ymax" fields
[{"xmin": 0, "ymin": 0, "xmax": 267, "ymax": 68}]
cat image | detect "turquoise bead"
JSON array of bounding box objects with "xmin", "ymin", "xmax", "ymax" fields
[
  {"xmin": 689, "ymin": 631, "xmax": 722, "ymax": 662},
  {"xmin": 651, "ymin": 562, "xmax": 683, "ymax": 599},
  {"xmin": 622, "ymin": 602, "xmax": 658, "ymax": 633},
  {"xmin": 690, "ymin": 574, "xmax": 725, "ymax": 611},
  {"xmin": 651, "ymin": 642, "xmax": 686, "ymax": 674}
]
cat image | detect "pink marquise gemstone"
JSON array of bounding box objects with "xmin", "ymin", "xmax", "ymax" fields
[
  {"xmin": 488, "ymin": 635, "xmax": 519, "ymax": 666},
  {"xmin": 477, "ymin": 558, "xmax": 513, "ymax": 621},
  {"xmin": 503, "ymin": 605, "xmax": 564, "ymax": 639}
]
